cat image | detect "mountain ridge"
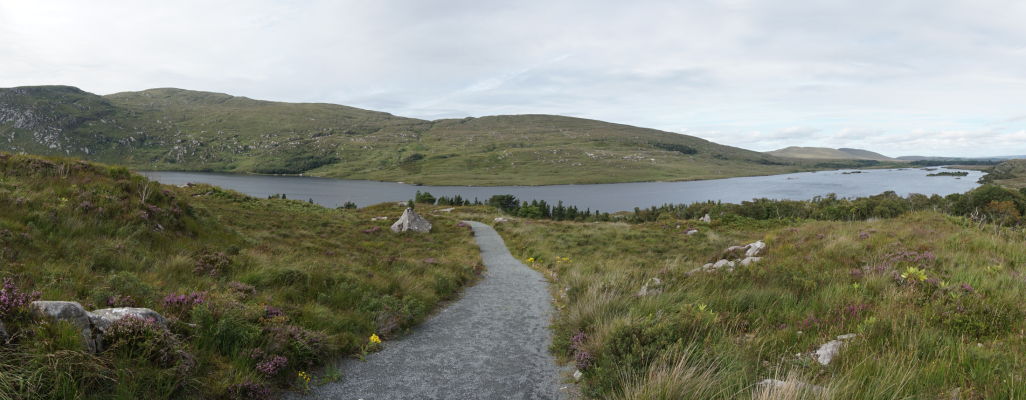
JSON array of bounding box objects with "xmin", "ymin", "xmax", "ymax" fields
[
  {"xmin": 765, "ymin": 146, "xmax": 899, "ymax": 161},
  {"xmin": 1, "ymin": 85, "xmax": 871, "ymax": 185}
]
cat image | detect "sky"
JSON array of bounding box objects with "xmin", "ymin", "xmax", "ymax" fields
[{"xmin": 1, "ymin": 0, "xmax": 1025, "ymax": 157}]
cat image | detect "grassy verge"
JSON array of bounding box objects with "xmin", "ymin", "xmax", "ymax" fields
[
  {"xmin": 0, "ymin": 153, "xmax": 481, "ymax": 399},
  {"xmin": 490, "ymin": 212, "xmax": 1026, "ymax": 399}
]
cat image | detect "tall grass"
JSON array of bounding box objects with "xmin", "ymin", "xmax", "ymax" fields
[
  {"xmin": 0, "ymin": 153, "xmax": 482, "ymax": 398},
  {"xmin": 492, "ymin": 210, "xmax": 1026, "ymax": 399}
]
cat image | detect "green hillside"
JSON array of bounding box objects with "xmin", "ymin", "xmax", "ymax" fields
[
  {"xmin": 766, "ymin": 146, "xmax": 899, "ymax": 161},
  {"xmin": 0, "ymin": 152, "xmax": 480, "ymax": 398},
  {"xmin": 980, "ymin": 159, "xmax": 1026, "ymax": 188},
  {"xmin": 0, "ymin": 85, "xmax": 862, "ymax": 185}
]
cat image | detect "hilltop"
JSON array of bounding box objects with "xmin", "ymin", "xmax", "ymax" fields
[
  {"xmin": 0, "ymin": 85, "xmax": 865, "ymax": 185},
  {"xmin": 765, "ymin": 146, "xmax": 899, "ymax": 161}
]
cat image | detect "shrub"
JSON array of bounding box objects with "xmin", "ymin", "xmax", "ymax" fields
[
  {"xmin": 103, "ymin": 316, "xmax": 195, "ymax": 372},
  {"xmin": 0, "ymin": 277, "xmax": 40, "ymax": 320}
]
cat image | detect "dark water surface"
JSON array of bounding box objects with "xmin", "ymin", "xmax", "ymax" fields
[{"xmin": 140, "ymin": 168, "xmax": 984, "ymax": 212}]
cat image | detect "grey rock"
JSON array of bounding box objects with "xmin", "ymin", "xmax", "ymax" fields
[
  {"xmin": 684, "ymin": 228, "xmax": 699, "ymax": 235},
  {"xmin": 740, "ymin": 256, "xmax": 762, "ymax": 266},
  {"xmin": 437, "ymin": 207, "xmax": 455, "ymax": 213},
  {"xmin": 573, "ymin": 370, "xmax": 583, "ymax": 381},
  {"xmin": 30, "ymin": 301, "xmax": 96, "ymax": 352},
  {"xmin": 700, "ymin": 213, "xmax": 712, "ymax": 223},
  {"xmin": 493, "ymin": 217, "xmax": 510, "ymax": 223},
  {"xmin": 745, "ymin": 241, "xmax": 767, "ymax": 257},
  {"xmin": 390, "ymin": 208, "xmax": 432, "ymax": 233},
  {"xmin": 371, "ymin": 216, "xmax": 389, "ymax": 221},
  {"xmin": 712, "ymin": 259, "xmax": 735, "ymax": 269},
  {"xmin": 636, "ymin": 277, "xmax": 663, "ymax": 296},
  {"xmin": 814, "ymin": 332, "xmax": 857, "ymax": 365},
  {"xmin": 89, "ymin": 307, "xmax": 169, "ymax": 351}
]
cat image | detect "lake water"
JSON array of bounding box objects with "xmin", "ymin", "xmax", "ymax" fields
[{"xmin": 140, "ymin": 168, "xmax": 984, "ymax": 212}]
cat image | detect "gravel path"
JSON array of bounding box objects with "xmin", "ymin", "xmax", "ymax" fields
[{"xmin": 296, "ymin": 221, "xmax": 562, "ymax": 399}]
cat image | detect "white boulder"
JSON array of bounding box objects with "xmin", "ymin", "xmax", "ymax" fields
[
  {"xmin": 745, "ymin": 241, "xmax": 766, "ymax": 257},
  {"xmin": 814, "ymin": 333, "xmax": 857, "ymax": 365},
  {"xmin": 390, "ymin": 208, "xmax": 432, "ymax": 233}
]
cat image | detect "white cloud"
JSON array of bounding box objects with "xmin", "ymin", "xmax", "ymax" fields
[{"xmin": 0, "ymin": 0, "xmax": 1024, "ymax": 157}]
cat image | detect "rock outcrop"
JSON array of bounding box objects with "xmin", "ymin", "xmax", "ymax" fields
[
  {"xmin": 30, "ymin": 301, "xmax": 96, "ymax": 351},
  {"xmin": 814, "ymin": 333, "xmax": 857, "ymax": 365},
  {"xmin": 28, "ymin": 301, "xmax": 169, "ymax": 353},
  {"xmin": 690, "ymin": 240, "xmax": 767, "ymax": 274},
  {"xmin": 390, "ymin": 208, "xmax": 432, "ymax": 233},
  {"xmin": 700, "ymin": 214, "xmax": 712, "ymax": 223}
]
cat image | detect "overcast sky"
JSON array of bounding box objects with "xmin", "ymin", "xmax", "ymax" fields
[{"xmin": 2, "ymin": 1, "xmax": 1024, "ymax": 157}]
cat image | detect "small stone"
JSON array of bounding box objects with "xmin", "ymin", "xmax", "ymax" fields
[
  {"xmin": 712, "ymin": 259, "xmax": 735, "ymax": 269},
  {"xmin": 493, "ymin": 217, "xmax": 510, "ymax": 223},
  {"xmin": 637, "ymin": 277, "xmax": 663, "ymax": 296},
  {"xmin": 739, "ymin": 257, "xmax": 761, "ymax": 266},
  {"xmin": 684, "ymin": 228, "xmax": 699, "ymax": 235},
  {"xmin": 700, "ymin": 213, "xmax": 711, "ymax": 223},
  {"xmin": 815, "ymin": 339, "xmax": 846, "ymax": 365},
  {"xmin": 745, "ymin": 241, "xmax": 766, "ymax": 257},
  {"xmin": 371, "ymin": 216, "xmax": 388, "ymax": 221},
  {"xmin": 573, "ymin": 370, "xmax": 583, "ymax": 381},
  {"xmin": 836, "ymin": 333, "xmax": 857, "ymax": 340}
]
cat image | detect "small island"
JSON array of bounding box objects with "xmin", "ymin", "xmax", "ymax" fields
[{"xmin": 927, "ymin": 171, "xmax": 969, "ymax": 177}]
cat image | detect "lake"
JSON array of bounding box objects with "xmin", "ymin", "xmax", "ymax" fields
[{"xmin": 140, "ymin": 168, "xmax": 984, "ymax": 212}]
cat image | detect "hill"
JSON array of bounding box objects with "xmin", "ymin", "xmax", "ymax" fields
[
  {"xmin": 0, "ymin": 152, "xmax": 480, "ymax": 398},
  {"xmin": 0, "ymin": 85, "xmax": 860, "ymax": 185},
  {"xmin": 980, "ymin": 158, "xmax": 1026, "ymax": 188},
  {"xmin": 765, "ymin": 146, "xmax": 898, "ymax": 161}
]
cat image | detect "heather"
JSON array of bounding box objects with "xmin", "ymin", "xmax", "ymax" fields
[{"xmin": 0, "ymin": 153, "xmax": 480, "ymax": 399}]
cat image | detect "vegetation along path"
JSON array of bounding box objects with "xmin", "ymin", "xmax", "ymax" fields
[{"xmin": 300, "ymin": 221, "xmax": 562, "ymax": 399}]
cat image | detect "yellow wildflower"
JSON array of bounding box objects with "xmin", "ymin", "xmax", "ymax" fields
[
  {"xmin": 526, "ymin": 257, "xmax": 535, "ymax": 263},
  {"xmin": 369, "ymin": 333, "xmax": 382, "ymax": 344},
  {"xmin": 297, "ymin": 371, "xmax": 311, "ymax": 383}
]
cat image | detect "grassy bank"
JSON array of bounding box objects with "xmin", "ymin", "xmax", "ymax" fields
[
  {"xmin": 0, "ymin": 153, "xmax": 481, "ymax": 399},
  {"xmin": 492, "ymin": 212, "xmax": 1026, "ymax": 399}
]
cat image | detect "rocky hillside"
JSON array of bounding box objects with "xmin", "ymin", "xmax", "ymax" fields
[
  {"xmin": 766, "ymin": 146, "xmax": 899, "ymax": 161},
  {"xmin": 980, "ymin": 159, "xmax": 1026, "ymax": 188},
  {"xmin": 0, "ymin": 85, "xmax": 844, "ymax": 185}
]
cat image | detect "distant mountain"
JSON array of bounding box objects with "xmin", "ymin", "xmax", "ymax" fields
[
  {"xmin": 764, "ymin": 146, "xmax": 899, "ymax": 161},
  {"xmin": 0, "ymin": 85, "xmax": 842, "ymax": 185},
  {"xmin": 898, "ymin": 155, "xmax": 1026, "ymax": 161}
]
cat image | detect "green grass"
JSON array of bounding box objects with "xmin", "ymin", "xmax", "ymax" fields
[
  {"xmin": 0, "ymin": 86, "xmax": 885, "ymax": 186},
  {"xmin": 0, "ymin": 152, "xmax": 481, "ymax": 399},
  {"xmin": 485, "ymin": 211, "xmax": 1026, "ymax": 399}
]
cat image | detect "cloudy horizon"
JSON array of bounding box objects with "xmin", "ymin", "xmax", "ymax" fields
[{"xmin": 2, "ymin": 0, "xmax": 1024, "ymax": 157}]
